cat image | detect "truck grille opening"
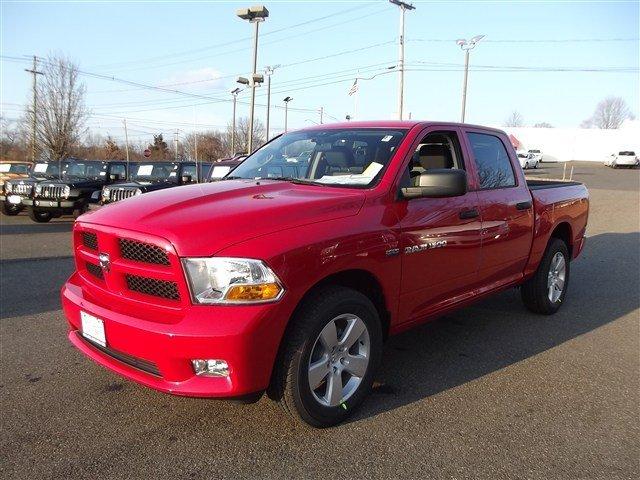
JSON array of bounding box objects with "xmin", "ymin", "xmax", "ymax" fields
[
  {"xmin": 82, "ymin": 232, "xmax": 98, "ymax": 250},
  {"xmin": 12, "ymin": 184, "xmax": 32, "ymax": 195},
  {"xmin": 77, "ymin": 333, "xmax": 161, "ymax": 377},
  {"xmin": 119, "ymin": 239, "xmax": 170, "ymax": 266},
  {"xmin": 109, "ymin": 188, "xmax": 138, "ymax": 203},
  {"xmin": 125, "ymin": 274, "xmax": 179, "ymax": 300},
  {"xmin": 38, "ymin": 184, "xmax": 65, "ymax": 199},
  {"xmin": 85, "ymin": 262, "xmax": 104, "ymax": 280}
]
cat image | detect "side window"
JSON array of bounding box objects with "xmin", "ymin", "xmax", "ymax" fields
[
  {"xmin": 467, "ymin": 133, "xmax": 516, "ymax": 189},
  {"xmin": 110, "ymin": 164, "xmax": 126, "ymax": 178},
  {"xmin": 403, "ymin": 131, "xmax": 464, "ymax": 188}
]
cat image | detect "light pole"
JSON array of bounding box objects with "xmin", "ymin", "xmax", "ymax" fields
[
  {"xmin": 456, "ymin": 35, "xmax": 485, "ymax": 123},
  {"xmin": 236, "ymin": 5, "xmax": 269, "ymax": 154},
  {"xmin": 230, "ymin": 87, "xmax": 242, "ymax": 155},
  {"xmin": 264, "ymin": 64, "xmax": 281, "ymax": 141},
  {"xmin": 283, "ymin": 96, "xmax": 293, "ymax": 132},
  {"xmin": 389, "ymin": 0, "xmax": 415, "ymax": 120}
]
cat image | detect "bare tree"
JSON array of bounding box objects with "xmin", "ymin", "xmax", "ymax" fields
[
  {"xmin": 183, "ymin": 131, "xmax": 226, "ymax": 162},
  {"xmin": 222, "ymin": 117, "xmax": 266, "ymax": 155},
  {"xmin": 1, "ymin": 117, "xmax": 27, "ymax": 161},
  {"xmin": 583, "ymin": 96, "xmax": 634, "ymax": 129},
  {"xmin": 27, "ymin": 55, "xmax": 88, "ymax": 160},
  {"xmin": 533, "ymin": 122, "xmax": 554, "ymax": 128},
  {"xmin": 504, "ymin": 110, "xmax": 524, "ymax": 127}
]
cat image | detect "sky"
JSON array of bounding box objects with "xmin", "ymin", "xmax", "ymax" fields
[{"xmin": 1, "ymin": 0, "xmax": 639, "ymax": 146}]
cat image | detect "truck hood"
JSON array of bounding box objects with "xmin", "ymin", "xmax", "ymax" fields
[
  {"xmin": 109, "ymin": 180, "xmax": 178, "ymax": 192},
  {"xmin": 80, "ymin": 179, "xmax": 366, "ymax": 256}
]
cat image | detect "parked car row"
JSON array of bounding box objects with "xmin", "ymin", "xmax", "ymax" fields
[{"xmin": 1, "ymin": 157, "xmax": 246, "ymax": 222}]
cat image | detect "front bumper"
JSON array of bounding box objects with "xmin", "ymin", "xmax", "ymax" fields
[
  {"xmin": 29, "ymin": 197, "xmax": 79, "ymax": 209},
  {"xmin": 62, "ymin": 272, "xmax": 288, "ymax": 398}
]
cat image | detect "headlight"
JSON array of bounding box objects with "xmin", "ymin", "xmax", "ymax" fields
[
  {"xmin": 34, "ymin": 184, "xmax": 42, "ymax": 194},
  {"xmin": 182, "ymin": 257, "xmax": 284, "ymax": 304},
  {"xmin": 4, "ymin": 182, "xmax": 12, "ymax": 193},
  {"xmin": 62, "ymin": 185, "xmax": 71, "ymax": 199},
  {"xmin": 102, "ymin": 188, "xmax": 111, "ymax": 200},
  {"xmin": 134, "ymin": 188, "xmax": 143, "ymax": 196}
]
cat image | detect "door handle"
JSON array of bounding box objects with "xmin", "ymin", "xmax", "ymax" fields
[
  {"xmin": 459, "ymin": 208, "xmax": 479, "ymax": 219},
  {"xmin": 516, "ymin": 200, "xmax": 532, "ymax": 210}
]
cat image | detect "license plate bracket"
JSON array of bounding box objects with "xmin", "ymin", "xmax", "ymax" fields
[{"xmin": 81, "ymin": 311, "xmax": 106, "ymax": 347}]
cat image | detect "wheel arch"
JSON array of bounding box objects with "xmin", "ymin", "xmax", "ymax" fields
[{"xmin": 550, "ymin": 221, "xmax": 573, "ymax": 258}]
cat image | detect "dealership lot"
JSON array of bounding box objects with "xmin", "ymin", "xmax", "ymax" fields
[{"xmin": 1, "ymin": 162, "xmax": 638, "ymax": 479}]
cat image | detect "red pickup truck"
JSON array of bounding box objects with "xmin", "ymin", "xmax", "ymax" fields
[{"xmin": 62, "ymin": 121, "xmax": 589, "ymax": 427}]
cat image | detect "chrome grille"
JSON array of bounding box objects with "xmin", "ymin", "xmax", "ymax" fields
[
  {"xmin": 125, "ymin": 274, "xmax": 179, "ymax": 300},
  {"xmin": 119, "ymin": 239, "xmax": 170, "ymax": 266},
  {"xmin": 108, "ymin": 187, "xmax": 138, "ymax": 203},
  {"xmin": 38, "ymin": 184, "xmax": 65, "ymax": 199},
  {"xmin": 82, "ymin": 232, "xmax": 98, "ymax": 250},
  {"xmin": 11, "ymin": 183, "xmax": 33, "ymax": 195}
]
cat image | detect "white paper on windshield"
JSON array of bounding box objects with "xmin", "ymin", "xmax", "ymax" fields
[
  {"xmin": 316, "ymin": 175, "xmax": 375, "ymax": 185},
  {"xmin": 99, "ymin": 172, "xmax": 106, "ymax": 176},
  {"xmin": 33, "ymin": 163, "xmax": 48, "ymax": 173},
  {"xmin": 211, "ymin": 166, "xmax": 231, "ymax": 178},
  {"xmin": 381, "ymin": 135, "xmax": 394, "ymax": 142},
  {"xmin": 362, "ymin": 162, "xmax": 383, "ymax": 177},
  {"xmin": 137, "ymin": 165, "xmax": 153, "ymax": 176},
  {"xmin": 169, "ymin": 172, "xmax": 177, "ymax": 177},
  {"xmin": 0, "ymin": 164, "xmax": 11, "ymax": 172}
]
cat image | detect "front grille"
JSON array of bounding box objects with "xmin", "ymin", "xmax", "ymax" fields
[
  {"xmin": 125, "ymin": 274, "xmax": 179, "ymax": 300},
  {"xmin": 77, "ymin": 333, "xmax": 161, "ymax": 377},
  {"xmin": 119, "ymin": 239, "xmax": 170, "ymax": 266},
  {"xmin": 38, "ymin": 184, "xmax": 65, "ymax": 199},
  {"xmin": 11, "ymin": 183, "xmax": 32, "ymax": 195},
  {"xmin": 86, "ymin": 262, "xmax": 104, "ymax": 280},
  {"xmin": 82, "ymin": 232, "xmax": 98, "ymax": 250},
  {"xmin": 108, "ymin": 187, "xmax": 138, "ymax": 203}
]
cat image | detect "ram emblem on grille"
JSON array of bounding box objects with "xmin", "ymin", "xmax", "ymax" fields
[{"xmin": 99, "ymin": 253, "xmax": 111, "ymax": 272}]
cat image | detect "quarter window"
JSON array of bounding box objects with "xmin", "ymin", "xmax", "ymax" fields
[{"xmin": 467, "ymin": 133, "xmax": 516, "ymax": 189}]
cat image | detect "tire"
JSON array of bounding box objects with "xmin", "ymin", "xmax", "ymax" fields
[
  {"xmin": 521, "ymin": 238, "xmax": 570, "ymax": 315},
  {"xmin": 1, "ymin": 202, "xmax": 21, "ymax": 216},
  {"xmin": 269, "ymin": 286, "xmax": 383, "ymax": 427},
  {"xmin": 28, "ymin": 209, "xmax": 53, "ymax": 223}
]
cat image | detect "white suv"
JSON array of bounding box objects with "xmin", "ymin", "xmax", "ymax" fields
[{"xmin": 604, "ymin": 151, "xmax": 639, "ymax": 168}]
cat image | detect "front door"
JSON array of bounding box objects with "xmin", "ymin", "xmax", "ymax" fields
[{"xmin": 397, "ymin": 128, "xmax": 483, "ymax": 325}]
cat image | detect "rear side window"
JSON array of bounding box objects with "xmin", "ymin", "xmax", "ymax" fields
[{"xmin": 467, "ymin": 133, "xmax": 516, "ymax": 189}]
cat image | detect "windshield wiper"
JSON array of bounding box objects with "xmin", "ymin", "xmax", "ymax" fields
[{"xmin": 262, "ymin": 176, "xmax": 323, "ymax": 186}]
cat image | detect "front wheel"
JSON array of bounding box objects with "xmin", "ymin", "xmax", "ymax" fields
[
  {"xmin": 269, "ymin": 286, "xmax": 382, "ymax": 427},
  {"xmin": 521, "ymin": 238, "xmax": 570, "ymax": 315},
  {"xmin": 1, "ymin": 202, "xmax": 21, "ymax": 216},
  {"xmin": 28, "ymin": 209, "xmax": 53, "ymax": 223}
]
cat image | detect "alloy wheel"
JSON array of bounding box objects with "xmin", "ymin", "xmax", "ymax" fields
[{"xmin": 547, "ymin": 252, "xmax": 566, "ymax": 303}]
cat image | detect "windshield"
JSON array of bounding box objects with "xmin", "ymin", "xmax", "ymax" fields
[
  {"xmin": 130, "ymin": 163, "xmax": 179, "ymax": 182},
  {"xmin": 228, "ymin": 128, "xmax": 408, "ymax": 187},
  {"xmin": 32, "ymin": 162, "xmax": 61, "ymax": 179},
  {"xmin": 619, "ymin": 151, "xmax": 636, "ymax": 156},
  {"xmin": 0, "ymin": 163, "xmax": 30, "ymax": 174},
  {"xmin": 61, "ymin": 161, "xmax": 108, "ymax": 180}
]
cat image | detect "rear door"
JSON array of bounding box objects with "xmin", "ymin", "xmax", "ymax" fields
[
  {"xmin": 397, "ymin": 126, "xmax": 483, "ymax": 324},
  {"xmin": 462, "ymin": 129, "xmax": 534, "ymax": 291}
]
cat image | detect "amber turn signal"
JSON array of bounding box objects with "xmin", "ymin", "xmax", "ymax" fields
[{"xmin": 225, "ymin": 283, "xmax": 282, "ymax": 301}]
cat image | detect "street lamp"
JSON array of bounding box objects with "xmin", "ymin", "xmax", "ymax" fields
[
  {"xmin": 230, "ymin": 87, "xmax": 242, "ymax": 155},
  {"xmin": 283, "ymin": 96, "xmax": 293, "ymax": 132},
  {"xmin": 456, "ymin": 34, "xmax": 485, "ymax": 123},
  {"xmin": 236, "ymin": 5, "xmax": 269, "ymax": 153},
  {"xmin": 264, "ymin": 64, "xmax": 281, "ymax": 141},
  {"xmin": 389, "ymin": 0, "xmax": 415, "ymax": 120}
]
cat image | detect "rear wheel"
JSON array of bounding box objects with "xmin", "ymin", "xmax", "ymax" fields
[
  {"xmin": 28, "ymin": 209, "xmax": 53, "ymax": 223},
  {"xmin": 270, "ymin": 286, "xmax": 382, "ymax": 427},
  {"xmin": 1, "ymin": 202, "xmax": 21, "ymax": 216},
  {"xmin": 521, "ymin": 238, "xmax": 570, "ymax": 315}
]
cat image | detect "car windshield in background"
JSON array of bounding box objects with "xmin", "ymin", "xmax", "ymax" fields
[
  {"xmin": 131, "ymin": 163, "xmax": 179, "ymax": 181},
  {"xmin": 0, "ymin": 164, "xmax": 29, "ymax": 174},
  {"xmin": 62, "ymin": 162, "xmax": 108, "ymax": 180},
  {"xmin": 228, "ymin": 128, "xmax": 408, "ymax": 187},
  {"xmin": 32, "ymin": 162, "xmax": 61, "ymax": 179},
  {"xmin": 619, "ymin": 151, "xmax": 636, "ymax": 156}
]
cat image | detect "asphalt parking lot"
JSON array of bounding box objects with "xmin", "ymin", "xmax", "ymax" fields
[{"xmin": 1, "ymin": 162, "xmax": 638, "ymax": 479}]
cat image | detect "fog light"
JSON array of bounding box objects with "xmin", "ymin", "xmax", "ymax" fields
[{"xmin": 192, "ymin": 359, "xmax": 229, "ymax": 377}]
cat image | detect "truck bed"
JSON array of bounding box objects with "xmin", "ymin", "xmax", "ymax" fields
[{"xmin": 526, "ymin": 179, "xmax": 582, "ymax": 190}]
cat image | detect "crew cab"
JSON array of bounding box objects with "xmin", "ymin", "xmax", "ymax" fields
[
  {"xmin": 26, "ymin": 160, "xmax": 128, "ymax": 222},
  {"xmin": 1, "ymin": 161, "xmax": 58, "ymax": 216},
  {"xmin": 62, "ymin": 121, "xmax": 589, "ymax": 427},
  {"xmin": 100, "ymin": 161, "xmax": 211, "ymax": 206},
  {"xmin": 604, "ymin": 151, "xmax": 638, "ymax": 168}
]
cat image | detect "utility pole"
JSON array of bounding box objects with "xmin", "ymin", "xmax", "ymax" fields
[
  {"xmin": 283, "ymin": 96, "xmax": 293, "ymax": 132},
  {"xmin": 389, "ymin": 0, "xmax": 415, "ymax": 120},
  {"xmin": 123, "ymin": 119, "xmax": 130, "ymax": 178},
  {"xmin": 174, "ymin": 130, "xmax": 179, "ymax": 161},
  {"xmin": 264, "ymin": 65, "xmax": 280, "ymax": 141},
  {"xmin": 319, "ymin": 107, "xmax": 324, "ymax": 124},
  {"xmin": 231, "ymin": 88, "xmax": 241, "ymax": 155},
  {"xmin": 456, "ymin": 35, "xmax": 485, "ymax": 123},
  {"xmin": 25, "ymin": 55, "xmax": 44, "ymax": 163}
]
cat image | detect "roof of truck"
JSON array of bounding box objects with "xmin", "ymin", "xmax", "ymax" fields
[{"xmin": 296, "ymin": 120, "xmax": 507, "ymax": 134}]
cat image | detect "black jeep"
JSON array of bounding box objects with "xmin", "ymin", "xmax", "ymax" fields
[
  {"xmin": 27, "ymin": 159, "xmax": 128, "ymax": 222},
  {"xmin": 99, "ymin": 161, "xmax": 211, "ymax": 206},
  {"xmin": 1, "ymin": 161, "xmax": 61, "ymax": 216}
]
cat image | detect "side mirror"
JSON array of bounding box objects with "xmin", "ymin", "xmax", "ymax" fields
[
  {"xmin": 181, "ymin": 175, "xmax": 193, "ymax": 183},
  {"xmin": 401, "ymin": 169, "xmax": 467, "ymax": 200}
]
